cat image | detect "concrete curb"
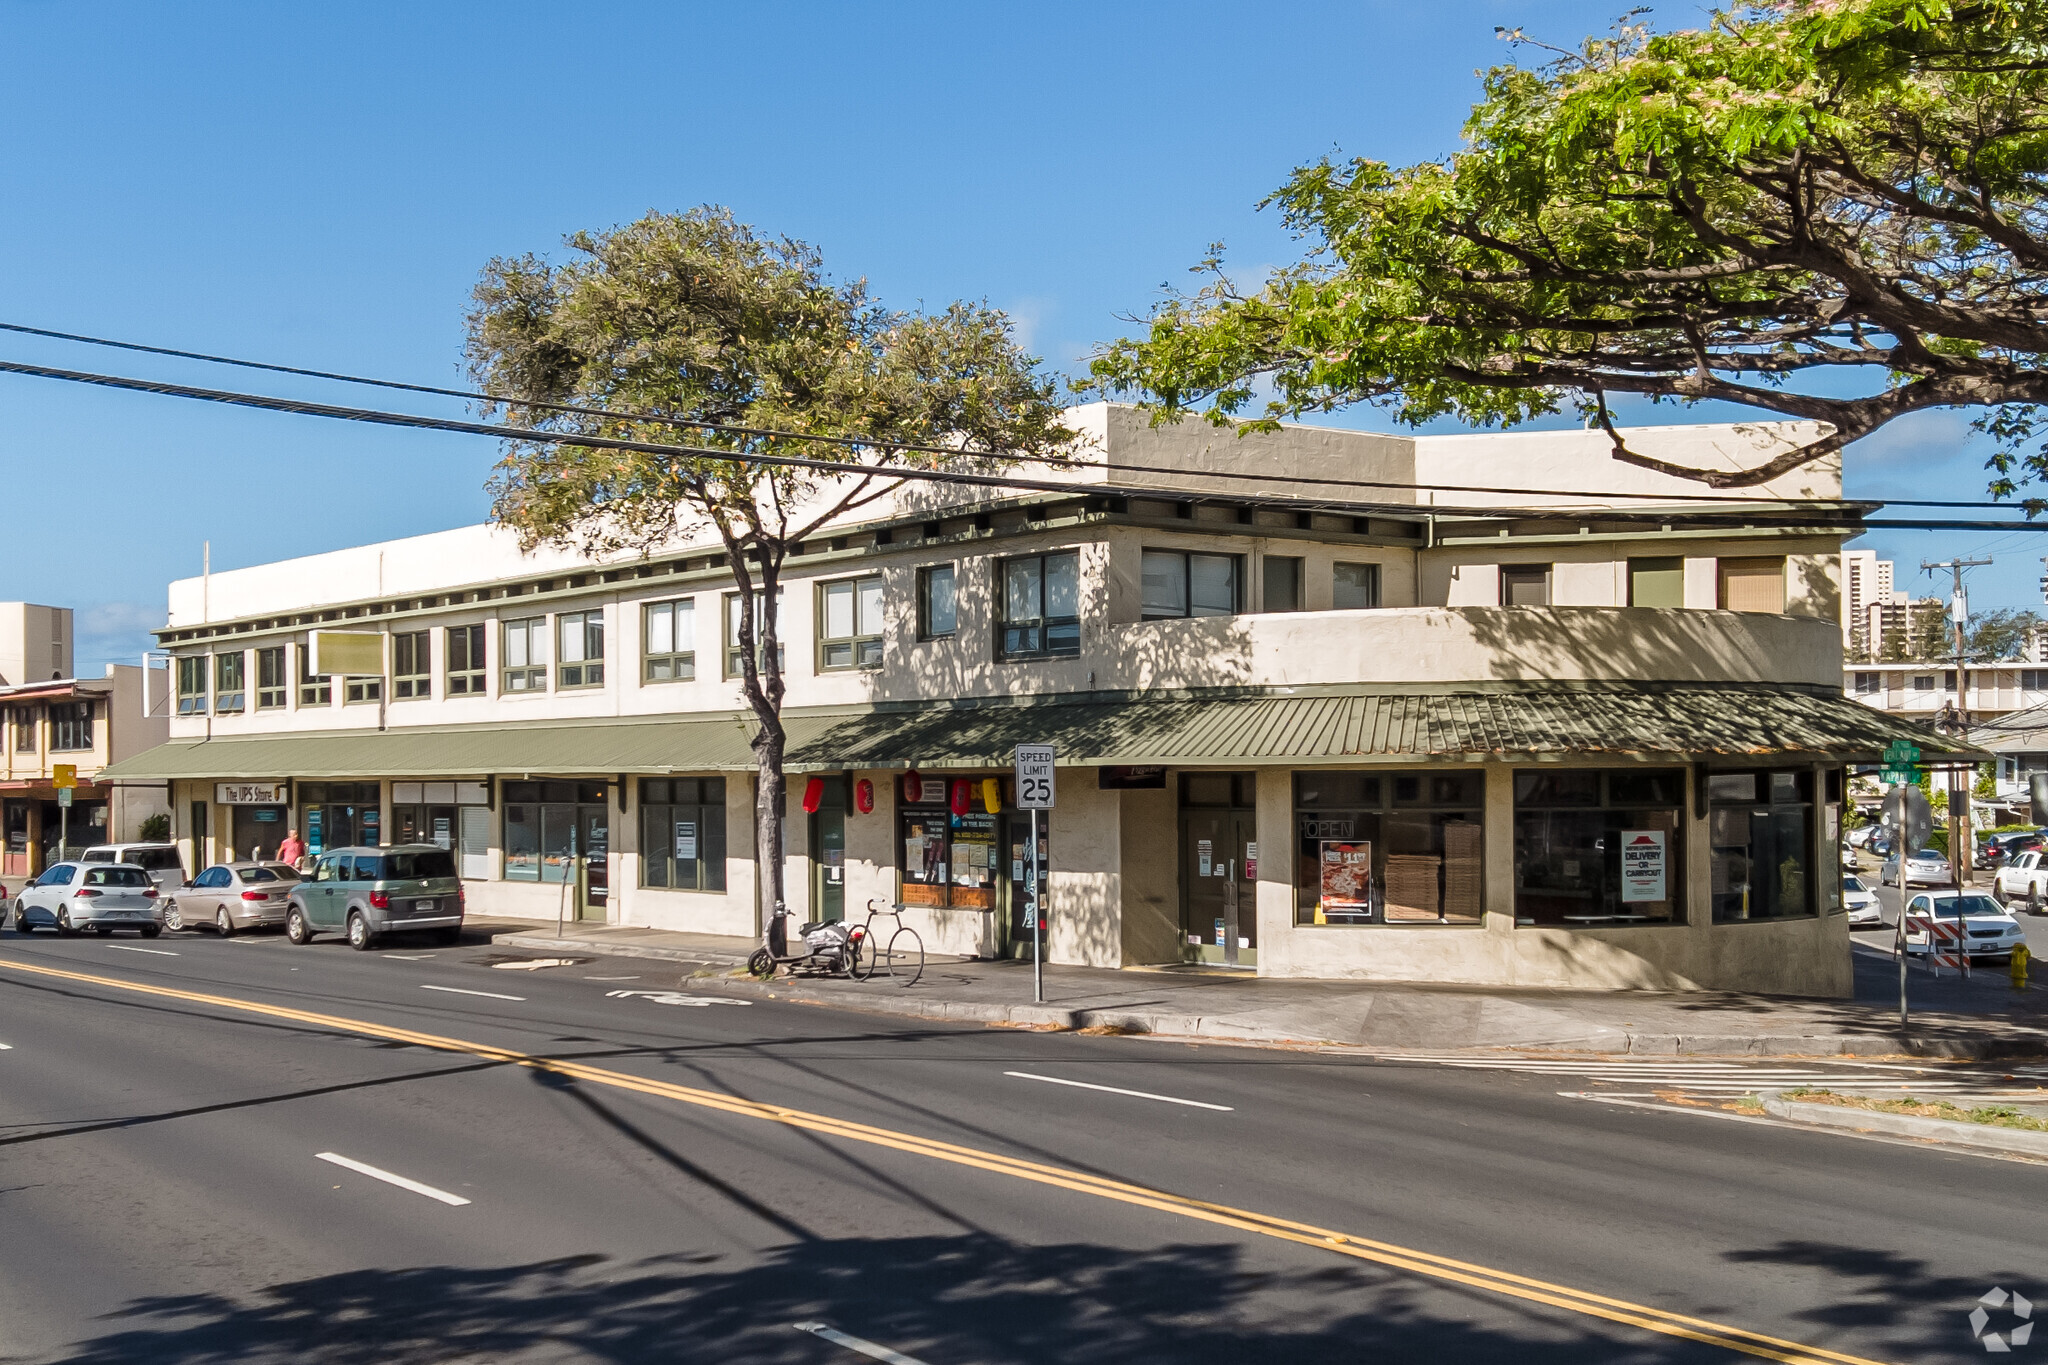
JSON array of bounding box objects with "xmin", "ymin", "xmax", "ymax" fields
[{"xmin": 1762, "ymin": 1094, "xmax": 2048, "ymax": 1158}]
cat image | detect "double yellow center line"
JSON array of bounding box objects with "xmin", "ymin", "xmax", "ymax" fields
[{"xmin": 0, "ymin": 957, "xmax": 1891, "ymax": 1365}]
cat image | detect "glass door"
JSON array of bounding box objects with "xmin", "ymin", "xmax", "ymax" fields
[
  {"xmin": 812, "ymin": 806, "xmax": 846, "ymax": 923},
  {"xmin": 1181, "ymin": 809, "xmax": 1257, "ymax": 967},
  {"xmin": 578, "ymin": 805, "xmax": 609, "ymax": 921}
]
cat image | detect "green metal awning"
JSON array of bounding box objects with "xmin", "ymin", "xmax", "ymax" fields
[
  {"xmin": 780, "ymin": 685, "xmax": 1985, "ymax": 770},
  {"xmin": 97, "ymin": 712, "xmax": 760, "ymax": 781},
  {"xmin": 99, "ymin": 685, "xmax": 1981, "ymax": 783}
]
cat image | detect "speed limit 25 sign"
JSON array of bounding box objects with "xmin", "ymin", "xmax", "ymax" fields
[{"xmin": 1014, "ymin": 745, "xmax": 1056, "ymax": 809}]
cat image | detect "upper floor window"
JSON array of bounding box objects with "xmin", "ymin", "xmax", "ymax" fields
[
  {"xmin": 644, "ymin": 599, "xmax": 695, "ymax": 682},
  {"xmin": 177, "ymin": 656, "xmax": 208, "ymax": 715},
  {"xmin": 1718, "ymin": 556, "xmax": 1786, "ymax": 613},
  {"xmin": 1912, "ymin": 674, "xmax": 1937, "ymax": 692},
  {"xmin": 392, "ymin": 630, "xmax": 431, "ymax": 700},
  {"xmin": 1500, "ymin": 564, "xmax": 1552, "ymax": 607},
  {"xmin": 1263, "ymin": 556, "xmax": 1302, "ymax": 613},
  {"xmin": 214, "ymin": 651, "xmax": 245, "ymax": 714},
  {"xmin": 344, "ymin": 671, "xmax": 382, "ymax": 705},
  {"xmin": 256, "ymin": 647, "xmax": 286, "ymax": 709},
  {"xmin": 1000, "ymin": 551, "xmax": 1081, "ymax": 660},
  {"xmin": 918, "ymin": 565, "xmax": 956, "ymax": 640},
  {"xmin": 1628, "ymin": 557, "xmax": 1685, "ymax": 609},
  {"xmin": 13, "ymin": 706, "xmax": 35, "ymax": 752},
  {"xmin": 1334, "ymin": 562, "xmax": 1382, "ymax": 610},
  {"xmin": 2024, "ymin": 670, "xmax": 2048, "ymax": 691},
  {"xmin": 503, "ymin": 617, "xmax": 546, "ymax": 693},
  {"xmin": 50, "ymin": 701, "xmax": 92, "ymax": 752},
  {"xmin": 1142, "ymin": 549, "xmax": 1238, "ymax": 620},
  {"xmin": 298, "ymin": 643, "xmax": 331, "ymax": 706},
  {"xmin": 447, "ymin": 624, "xmax": 486, "ymax": 696},
  {"xmin": 557, "ymin": 610, "xmax": 604, "ymax": 688},
  {"xmin": 1852, "ymin": 671, "xmax": 1881, "ymax": 696},
  {"xmin": 723, "ymin": 591, "xmax": 785, "ymax": 679},
  {"xmin": 819, "ymin": 575, "xmax": 884, "ymax": 670}
]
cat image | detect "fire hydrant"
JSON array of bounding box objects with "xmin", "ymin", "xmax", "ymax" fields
[{"xmin": 2013, "ymin": 940, "xmax": 2031, "ymax": 992}]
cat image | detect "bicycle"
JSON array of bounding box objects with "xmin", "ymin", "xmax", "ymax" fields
[{"xmin": 852, "ymin": 897, "xmax": 924, "ymax": 986}]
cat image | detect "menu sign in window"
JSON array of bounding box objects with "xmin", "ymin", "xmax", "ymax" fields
[
  {"xmin": 1320, "ymin": 840, "xmax": 1373, "ymax": 912},
  {"xmin": 1620, "ymin": 829, "xmax": 1668, "ymax": 903}
]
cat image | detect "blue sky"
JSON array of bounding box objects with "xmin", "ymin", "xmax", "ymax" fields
[{"xmin": 0, "ymin": 0, "xmax": 2037, "ymax": 673}]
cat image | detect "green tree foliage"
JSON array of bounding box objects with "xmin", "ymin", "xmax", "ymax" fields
[
  {"xmin": 466, "ymin": 208, "xmax": 1073, "ymax": 917},
  {"xmin": 1088, "ymin": 0, "xmax": 2048, "ymax": 489},
  {"xmin": 1966, "ymin": 606, "xmax": 2042, "ymax": 659}
]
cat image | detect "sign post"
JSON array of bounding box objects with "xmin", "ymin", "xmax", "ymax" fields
[
  {"xmin": 1014, "ymin": 745, "xmax": 1056, "ymax": 1004},
  {"xmin": 52, "ymin": 764, "xmax": 76, "ymax": 863},
  {"xmin": 1879, "ymin": 748, "xmax": 1928, "ymax": 1027}
]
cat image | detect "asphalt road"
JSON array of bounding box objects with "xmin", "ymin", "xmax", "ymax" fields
[{"xmin": 1, "ymin": 921, "xmax": 2043, "ymax": 1365}]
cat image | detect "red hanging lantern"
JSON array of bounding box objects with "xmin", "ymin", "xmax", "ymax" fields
[
  {"xmin": 801, "ymin": 776, "xmax": 825, "ymax": 814},
  {"xmin": 902, "ymin": 770, "xmax": 923, "ymax": 805},
  {"xmin": 949, "ymin": 779, "xmax": 971, "ymax": 815},
  {"xmin": 854, "ymin": 778, "xmax": 874, "ymax": 814}
]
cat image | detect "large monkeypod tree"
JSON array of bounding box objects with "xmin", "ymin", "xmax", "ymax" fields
[
  {"xmin": 467, "ymin": 207, "xmax": 1072, "ymax": 924},
  {"xmin": 1090, "ymin": 0, "xmax": 2048, "ymax": 494}
]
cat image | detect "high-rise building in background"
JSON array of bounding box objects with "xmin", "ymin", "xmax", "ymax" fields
[{"xmin": 1840, "ymin": 550, "xmax": 1891, "ymax": 656}]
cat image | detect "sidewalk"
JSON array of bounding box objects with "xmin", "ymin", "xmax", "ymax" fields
[{"xmin": 478, "ymin": 920, "xmax": 2048, "ymax": 1059}]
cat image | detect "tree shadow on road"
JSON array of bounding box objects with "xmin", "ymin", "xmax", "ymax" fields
[{"xmin": 46, "ymin": 1235, "xmax": 1705, "ymax": 1365}]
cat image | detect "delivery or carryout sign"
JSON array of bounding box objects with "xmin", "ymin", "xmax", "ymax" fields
[{"xmin": 1620, "ymin": 829, "xmax": 1668, "ymax": 903}]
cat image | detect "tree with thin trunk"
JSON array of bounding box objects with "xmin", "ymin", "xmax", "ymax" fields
[
  {"xmin": 1087, "ymin": 0, "xmax": 2048, "ymax": 494},
  {"xmin": 466, "ymin": 208, "xmax": 1074, "ymax": 925}
]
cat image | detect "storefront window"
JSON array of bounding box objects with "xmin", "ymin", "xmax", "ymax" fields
[
  {"xmin": 949, "ymin": 809, "xmax": 998, "ymax": 909},
  {"xmin": 1514, "ymin": 770, "xmax": 1685, "ymax": 927},
  {"xmin": 298, "ymin": 782, "xmax": 380, "ymax": 855},
  {"xmin": 640, "ymin": 777, "xmax": 726, "ymax": 891},
  {"xmin": 1710, "ymin": 769, "xmax": 1816, "ymax": 922},
  {"xmin": 901, "ymin": 793, "xmax": 952, "ymax": 907},
  {"xmin": 502, "ymin": 781, "xmax": 606, "ymax": 882},
  {"xmin": 1294, "ymin": 771, "xmax": 1484, "ymax": 925}
]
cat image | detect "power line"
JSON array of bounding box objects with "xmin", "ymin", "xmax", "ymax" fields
[
  {"xmin": 0, "ymin": 317, "xmax": 1952, "ymax": 512},
  {"xmin": 0, "ymin": 355, "xmax": 1892, "ymax": 529}
]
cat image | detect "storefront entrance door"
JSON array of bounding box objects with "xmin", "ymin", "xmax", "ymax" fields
[
  {"xmin": 578, "ymin": 806, "xmax": 609, "ymax": 921},
  {"xmin": 812, "ymin": 807, "xmax": 846, "ymax": 923},
  {"xmin": 1182, "ymin": 809, "xmax": 1257, "ymax": 967}
]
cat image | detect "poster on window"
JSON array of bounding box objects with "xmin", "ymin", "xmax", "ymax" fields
[
  {"xmin": 675, "ymin": 822, "xmax": 697, "ymax": 862},
  {"xmin": 1620, "ymin": 829, "xmax": 1667, "ymax": 903},
  {"xmin": 1319, "ymin": 840, "xmax": 1373, "ymax": 911}
]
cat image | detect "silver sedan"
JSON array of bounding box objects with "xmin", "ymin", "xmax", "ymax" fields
[{"xmin": 164, "ymin": 861, "xmax": 302, "ymax": 935}]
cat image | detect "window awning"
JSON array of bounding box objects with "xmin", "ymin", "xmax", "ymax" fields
[{"xmin": 99, "ymin": 684, "xmax": 1981, "ymax": 783}]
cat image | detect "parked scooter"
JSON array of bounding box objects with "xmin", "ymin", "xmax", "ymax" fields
[{"xmin": 747, "ymin": 901, "xmax": 864, "ymax": 979}]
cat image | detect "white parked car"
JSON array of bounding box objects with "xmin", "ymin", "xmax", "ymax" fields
[
  {"xmin": 1842, "ymin": 875, "xmax": 1882, "ymax": 929},
  {"xmin": 12, "ymin": 862, "xmax": 164, "ymax": 936},
  {"xmin": 1881, "ymin": 848, "xmax": 1952, "ymax": 888},
  {"xmin": 1994, "ymin": 850, "xmax": 2048, "ymax": 910},
  {"xmin": 79, "ymin": 843, "xmax": 188, "ymax": 899},
  {"xmin": 1901, "ymin": 892, "xmax": 2026, "ymax": 962}
]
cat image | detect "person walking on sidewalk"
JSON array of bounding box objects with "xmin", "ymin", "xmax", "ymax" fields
[{"xmin": 277, "ymin": 828, "xmax": 307, "ymax": 869}]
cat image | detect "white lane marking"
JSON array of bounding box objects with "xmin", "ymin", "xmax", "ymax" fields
[
  {"xmin": 105, "ymin": 944, "xmax": 178, "ymax": 956},
  {"xmin": 584, "ymin": 975, "xmax": 640, "ymax": 981},
  {"xmin": 605, "ymin": 989, "xmax": 750, "ymax": 1008},
  {"xmin": 1003, "ymin": 1071, "xmax": 1233, "ymax": 1111},
  {"xmin": 316, "ymin": 1151, "xmax": 471, "ymax": 1206},
  {"xmin": 493, "ymin": 958, "xmax": 579, "ymax": 971},
  {"xmin": 793, "ymin": 1322, "xmax": 931, "ymax": 1365},
  {"xmin": 419, "ymin": 984, "xmax": 526, "ymax": 1001},
  {"xmin": 0, "ymin": 1042, "xmax": 12, "ymax": 1050},
  {"xmin": 385, "ymin": 954, "xmax": 437, "ymax": 961}
]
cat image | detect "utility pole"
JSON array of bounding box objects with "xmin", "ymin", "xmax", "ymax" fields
[{"xmin": 1923, "ymin": 556, "xmax": 1992, "ymax": 885}]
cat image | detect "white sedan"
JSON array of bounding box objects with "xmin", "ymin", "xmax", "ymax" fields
[
  {"xmin": 1993, "ymin": 850, "xmax": 2048, "ymax": 911},
  {"xmin": 1901, "ymin": 892, "xmax": 2027, "ymax": 962},
  {"xmin": 1842, "ymin": 875, "xmax": 1882, "ymax": 929}
]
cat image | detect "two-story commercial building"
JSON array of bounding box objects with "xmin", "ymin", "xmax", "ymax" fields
[{"xmin": 100, "ymin": 406, "xmax": 1968, "ymax": 996}]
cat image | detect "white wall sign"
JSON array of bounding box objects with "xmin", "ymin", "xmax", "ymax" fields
[
  {"xmin": 1014, "ymin": 745, "xmax": 1056, "ymax": 809},
  {"xmin": 217, "ymin": 782, "xmax": 287, "ymax": 805},
  {"xmin": 1619, "ymin": 829, "xmax": 1668, "ymax": 903},
  {"xmin": 675, "ymin": 822, "xmax": 698, "ymax": 861}
]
